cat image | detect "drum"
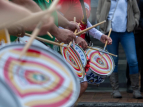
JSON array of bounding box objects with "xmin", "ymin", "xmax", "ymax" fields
[
  {"xmin": 86, "ymin": 47, "xmax": 115, "ymax": 77},
  {"xmin": 71, "ymin": 44, "xmax": 87, "ymax": 67},
  {"xmin": 60, "ymin": 44, "xmax": 85, "ymax": 79},
  {"xmin": 18, "ymin": 36, "xmax": 49, "ymax": 49},
  {"xmin": 0, "ymin": 43, "xmax": 80, "ymax": 107}
]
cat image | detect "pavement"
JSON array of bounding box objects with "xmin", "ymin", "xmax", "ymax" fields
[{"xmin": 77, "ymin": 92, "xmax": 143, "ymax": 107}]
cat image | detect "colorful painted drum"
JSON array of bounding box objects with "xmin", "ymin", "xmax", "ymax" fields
[
  {"xmin": 71, "ymin": 44, "xmax": 87, "ymax": 67},
  {"xmin": 18, "ymin": 36, "xmax": 49, "ymax": 49},
  {"xmin": 86, "ymin": 47, "xmax": 115, "ymax": 76},
  {"xmin": 0, "ymin": 43, "xmax": 80, "ymax": 107},
  {"xmin": 86, "ymin": 68, "xmax": 105, "ymax": 85},
  {"xmin": 60, "ymin": 44, "xmax": 85, "ymax": 79}
]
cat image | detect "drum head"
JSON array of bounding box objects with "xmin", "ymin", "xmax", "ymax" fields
[
  {"xmin": 18, "ymin": 36, "xmax": 49, "ymax": 49},
  {"xmin": 71, "ymin": 44, "xmax": 87, "ymax": 67},
  {"xmin": 60, "ymin": 44, "xmax": 85, "ymax": 79},
  {"xmin": 86, "ymin": 47, "xmax": 115, "ymax": 76},
  {"xmin": 0, "ymin": 43, "xmax": 80, "ymax": 107},
  {"xmin": 86, "ymin": 68, "xmax": 105, "ymax": 85}
]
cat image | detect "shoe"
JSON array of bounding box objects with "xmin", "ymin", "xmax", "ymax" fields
[
  {"xmin": 111, "ymin": 90, "xmax": 122, "ymax": 98},
  {"xmin": 109, "ymin": 73, "xmax": 122, "ymax": 98},
  {"xmin": 130, "ymin": 73, "xmax": 143, "ymax": 99}
]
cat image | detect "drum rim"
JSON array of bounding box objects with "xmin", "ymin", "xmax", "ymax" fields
[
  {"xmin": 86, "ymin": 46, "xmax": 115, "ymax": 76},
  {"xmin": 60, "ymin": 44, "xmax": 85, "ymax": 79},
  {"xmin": 71, "ymin": 44, "xmax": 87, "ymax": 67},
  {"xmin": 0, "ymin": 78, "xmax": 22, "ymax": 107},
  {"xmin": 0, "ymin": 43, "xmax": 80, "ymax": 106}
]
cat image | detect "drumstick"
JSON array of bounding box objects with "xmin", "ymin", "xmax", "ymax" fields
[
  {"xmin": 103, "ymin": 28, "xmax": 112, "ymax": 50},
  {"xmin": 0, "ymin": 0, "xmax": 60, "ymax": 30},
  {"xmin": 25, "ymin": 33, "xmax": 69, "ymax": 48},
  {"xmin": 87, "ymin": 46, "xmax": 117, "ymax": 57},
  {"xmin": 19, "ymin": 21, "xmax": 43, "ymax": 59},
  {"xmin": 75, "ymin": 20, "xmax": 106, "ymax": 36},
  {"xmin": 47, "ymin": 32, "xmax": 53, "ymax": 38},
  {"xmin": 4, "ymin": 28, "xmax": 11, "ymax": 44}
]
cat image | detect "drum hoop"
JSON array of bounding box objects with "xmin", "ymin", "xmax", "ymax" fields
[
  {"xmin": 60, "ymin": 44, "xmax": 85, "ymax": 78},
  {"xmin": 86, "ymin": 46, "xmax": 115, "ymax": 76},
  {"xmin": 72, "ymin": 44, "xmax": 87, "ymax": 67},
  {"xmin": 0, "ymin": 43, "xmax": 80, "ymax": 99},
  {"xmin": 0, "ymin": 78, "xmax": 22, "ymax": 107}
]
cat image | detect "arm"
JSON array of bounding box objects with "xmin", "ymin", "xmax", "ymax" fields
[
  {"xmin": 87, "ymin": 20, "xmax": 103, "ymax": 40},
  {"xmin": 10, "ymin": 0, "xmax": 41, "ymax": 12},
  {"xmin": 132, "ymin": 0, "xmax": 140, "ymax": 26}
]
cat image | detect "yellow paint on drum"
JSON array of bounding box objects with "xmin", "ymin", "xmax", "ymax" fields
[{"xmin": 0, "ymin": 30, "xmax": 8, "ymax": 43}]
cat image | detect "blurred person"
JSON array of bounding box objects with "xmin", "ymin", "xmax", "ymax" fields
[
  {"xmin": 97, "ymin": 0, "xmax": 142, "ymax": 99},
  {"xmin": 126, "ymin": 0, "xmax": 143, "ymax": 93}
]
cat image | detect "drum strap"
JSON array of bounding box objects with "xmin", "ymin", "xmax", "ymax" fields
[{"xmin": 79, "ymin": 0, "xmax": 91, "ymax": 44}]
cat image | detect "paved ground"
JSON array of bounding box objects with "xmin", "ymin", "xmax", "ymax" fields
[{"xmin": 77, "ymin": 92, "xmax": 143, "ymax": 107}]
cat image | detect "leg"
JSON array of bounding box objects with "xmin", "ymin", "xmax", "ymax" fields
[
  {"xmin": 126, "ymin": 63, "xmax": 133, "ymax": 93},
  {"xmin": 120, "ymin": 32, "xmax": 142, "ymax": 99},
  {"xmin": 107, "ymin": 32, "xmax": 122, "ymax": 98}
]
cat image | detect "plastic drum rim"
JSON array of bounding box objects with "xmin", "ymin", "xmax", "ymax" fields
[
  {"xmin": 71, "ymin": 44, "xmax": 87, "ymax": 67},
  {"xmin": 60, "ymin": 44, "xmax": 85, "ymax": 79},
  {"xmin": 0, "ymin": 43, "xmax": 80, "ymax": 107},
  {"xmin": 86, "ymin": 46, "xmax": 115, "ymax": 76}
]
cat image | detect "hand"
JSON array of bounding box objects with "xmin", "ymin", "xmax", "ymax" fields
[
  {"xmin": 75, "ymin": 37, "xmax": 88, "ymax": 50},
  {"xmin": 56, "ymin": 29, "xmax": 76, "ymax": 44},
  {"xmin": 100, "ymin": 34, "xmax": 112, "ymax": 45},
  {"xmin": 65, "ymin": 21, "xmax": 80, "ymax": 32},
  {"xmin": 8, "ymin": 25, "xmax": 25, "ymax": 37}
]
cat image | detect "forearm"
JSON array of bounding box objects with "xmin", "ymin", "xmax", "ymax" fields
[
  {"xmin": 87, "ymin": 20, "xmax": 103, "ymax": 40},
  {"xmin": 10, "ymin": 0, "xmax": 41, "ymax": 12},
  {"xmin": 57, "ymin": 12, "xmax": 70, "ymax": 28}
]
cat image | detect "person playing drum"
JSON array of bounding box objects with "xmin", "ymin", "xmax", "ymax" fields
[{"xmin": 58, "ymin": 0, "xmax": 112, "ymax": 98}]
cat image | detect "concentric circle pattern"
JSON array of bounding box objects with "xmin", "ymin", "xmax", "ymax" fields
[
  {"xmin": 60, "ymin": 44, "xmax": 85, "ymax": 78},
  {"xmin": 71, "ymin": 44, "xmax": 87, "ymax": 67},
  {"xmin": 0, "ymin": 43, "xmax": 80, "ymax": 107},
  {"xmin": 86, "ymin": 47, "xmax": 115, "ymax": 76}
]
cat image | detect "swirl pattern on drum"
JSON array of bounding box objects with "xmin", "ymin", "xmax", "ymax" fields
[
  {"xmin": 0, "ymin": 43, "xmax": 80, "ymax": 107},
  {"xmin": 60, "ymin": 44, "xmax": 85, "ymax": 78},
  {"xmin": 86, "ymin": 47, "xmax": 115, "ymax": 76}
]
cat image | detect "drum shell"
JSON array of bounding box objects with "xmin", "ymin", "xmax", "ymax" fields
[{"xmin": 86, "ymin": 68, "xmax": 105, "ymax": 85}]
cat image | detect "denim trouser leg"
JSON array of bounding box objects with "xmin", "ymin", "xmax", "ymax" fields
[
  {"xmin": 107, "ymin": 32, "xmax": 120, "ymax": 73},
  {"xmin": 120, "ymin": 32, "xmax": 138, "ymax": 74}
]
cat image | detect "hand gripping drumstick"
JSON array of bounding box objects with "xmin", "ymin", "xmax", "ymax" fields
[
  {"xmin": 68, "ymin": 17, "xmax": 77, "ymax": 48},
  {"xmin": 75, "ymin": 20, "xmax": 106, "ymax": 36},
  {"xmin": 25, "ymin": 33, "xmax": 69, "ymax": 48},
  {"xmin": 4, "ymin": 28, "xmax": 11, "ymax": 44},
  {"xmin": 19, "ymin": 0, "xmax": 59, "ymax": 59}
]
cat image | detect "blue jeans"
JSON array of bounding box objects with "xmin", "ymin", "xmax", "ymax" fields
[{"xmin": 107, "ymin": 31, "xmax": 138, "ymax": 74}]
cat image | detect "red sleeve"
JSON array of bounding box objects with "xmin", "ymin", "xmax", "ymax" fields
[{"xmin": 58, "ymin": 0, "xmax": 72, "ymax": 15}]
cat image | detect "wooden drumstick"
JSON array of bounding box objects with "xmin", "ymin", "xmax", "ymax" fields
[
  {"xmin": 4, "ymin": 28, "xmax": 11, "ymax": 44},
  {"xmin": 87, "ymin": 46, "xmax": 117, "ymax": 57},
  {"xmin": 19, "ymin": 21, "xmax": 43, "ymax": 59},
  {"xmin": 25, "ymin": 33, "xmax": 69, "ymax": 48},
  {"xmin": 103, "ymin": 28, "xmax": 112, "ymax": 50},
  {"xmin": 75, "ymin": 20, "xmax": 106, "ymax": 36},
  {"xmin": 47, "ymin": 32, "xmax": 53, "ymax": 38}
]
